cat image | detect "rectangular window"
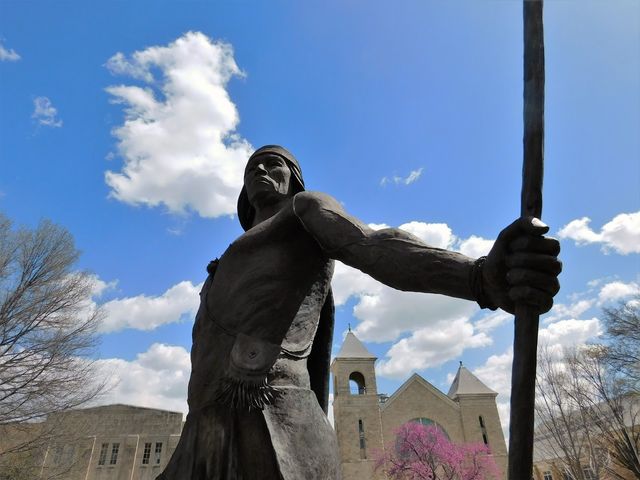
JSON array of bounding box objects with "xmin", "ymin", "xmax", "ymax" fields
[
  {"xmin": 52, "ymin": 445, "xmax": 63, "ymax": 465},
  {"xmin": 142, "ymin": 442, "xmax": 152, "ymax": 465},
  {"xmin": 110, "ymin": 443, "xmax": 120, "ymax": 465},
  {"xmin": 582, "ymin": 466, "xmax": 596, "ymax": 480},
  {"xmin": 155, "ymin": 442, "xmax": 163, "ymax": 465},
  {"xmin": 358, "ymin": 420, "xmax": 366, "ymax": 459},
  {"xmin": 98, "ymin": 443, "xmax": 109, "ymax": 466},
  {"xmin": 543, "ymin": 472, "xmax": 553, "ymax": 480},
  {"xmin": 478, "ymin": 416, "xmax": 489, "ymax": 445}
]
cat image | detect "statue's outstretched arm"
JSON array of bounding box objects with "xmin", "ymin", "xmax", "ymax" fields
[
  {"xmin": 292, "ymin": 191, "xmax": 477, "ymax": 301},
  {"xmin": 293, "ymin": 191, "xmax": 561, "ymax": 314}
]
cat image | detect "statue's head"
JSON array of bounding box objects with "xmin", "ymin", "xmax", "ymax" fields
[{"xmin": 237, "ymin": 145, "xmax": 305, "ymax": 231}]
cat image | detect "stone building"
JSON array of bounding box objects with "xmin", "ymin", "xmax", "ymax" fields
[
  {"xmin": 331, "ymin": 331, "xmax": 508, "ymax": 480},
  {"xmin": 1, "ymin": 404, "xmax": 183, "ymax": 480}
]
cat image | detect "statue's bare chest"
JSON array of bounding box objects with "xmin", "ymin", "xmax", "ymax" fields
[{"xmin": 206, "ymin": 203, "xmax": 329, "ymax": 340}]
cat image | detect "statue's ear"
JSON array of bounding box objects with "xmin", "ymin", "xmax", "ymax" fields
[
  {"xmin": 199, "ymin": 258, "xmax": 220, "ymax": 298},
  {"xmin": 206, "ymin": 258, "xmax": 220, "ymax": 276}
]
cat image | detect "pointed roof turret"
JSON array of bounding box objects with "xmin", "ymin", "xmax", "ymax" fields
[
  {"xmin": 447, "ymin": 363, "xmax": 497, "ymax": 398},
  {"xmin": 335, "ymin": 331, "xmax": 377, "ymax": 360}
]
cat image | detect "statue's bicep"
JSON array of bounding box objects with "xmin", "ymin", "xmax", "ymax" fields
[{"xmin": 293, "ymin": 191, "xmax": 371, "ymax": 256}]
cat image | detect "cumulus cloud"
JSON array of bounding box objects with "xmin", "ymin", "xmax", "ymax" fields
[
  {"xmin": 99, "ymin": 280, "xmax": 202, "ymax": 333},
  {"xmin": 398, "ymin": 221, "xmax": 457, "ymax": 249},
  {"xmin": 473, "ymin": 315, "xmax": 602, "ymax": 438},
  {"xmin": 542, "ymin": 299, "xmax": 595, "ymax": 325},
  {"xmin": 96, "ymin": 343, "xmax": 190, "ymax": 416},
  {"xmin": 330, "ymin": 220, "xmax": 498, "ymax": 380},
  {"xmin": 472, "ymin": 348, "xmax": 513, "ymax": 439},
  {"xmin": 104, "ymin": 31, "xmax": 252, "ymax": 217},
  {"xmin": 558, "ymin": 211, "xmax": 640, "ymax": 254},
  {"xmin": 0, "ymin": 41, "xmax": 20, "ymax": 61},
  {"xmin": 380, "ymin": 167, "xmax": 424, "ymax": 187},
  {"xmin": 474, "ymin": 310, "xmax": 511, "ymax": 333},
  {"xmin": 458, "ymin": 235, "xmax": 494, "ymax": 258},
  {"xmin": 32, "ymin": 97, "xmax": 62, "ymax": 127},
  {"xmin": 353, "ymin": 289, "xmax": 476, "ymax": 343},
  {"xmin": 538, "ymin": 318, "xmax": 602, "ymax": 346},
  {"xmin": 598, "ymin": 280, "xmax": 640, "ymax": 304},
  {"xmin": 376, "ymin": 318, "xmax": 491, "ymax": 379}
]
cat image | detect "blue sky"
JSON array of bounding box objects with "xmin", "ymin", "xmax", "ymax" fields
[{"xmin": 1, "ymin": 1, "xmax": 638, "ymax": 432}]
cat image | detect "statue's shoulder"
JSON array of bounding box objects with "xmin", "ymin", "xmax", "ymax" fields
[{"xmin": 293, "ymin": 191, "xmax": 344, "ymax": 218}]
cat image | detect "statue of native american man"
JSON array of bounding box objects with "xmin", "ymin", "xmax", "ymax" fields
[{"xmin": 158, "ymin": 145, "xmax": 561, "ymax": 480}]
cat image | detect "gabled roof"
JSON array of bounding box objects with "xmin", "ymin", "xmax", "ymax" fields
[
  {"xmin": 381, "ymin": 373, "xmax": 460, "ymax": 411},
  {"xmin": 447, "ymin": 364, "xmax": 497, "ymax": 398},
  {"xmin": 335, "ymin": 331, "xmax": 376, "ymax": 360}
]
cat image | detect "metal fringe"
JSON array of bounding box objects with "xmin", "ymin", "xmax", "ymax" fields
[{"xmin": 215, "ymin": 376, "xmax": 279, "ymax": 411}]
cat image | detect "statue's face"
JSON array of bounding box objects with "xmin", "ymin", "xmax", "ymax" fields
[{"xmin": 244, "ymin": 153, "xmax": 292, "ymax": 205}]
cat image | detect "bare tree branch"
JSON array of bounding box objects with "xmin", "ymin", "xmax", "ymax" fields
[{"xmin": 0, "ymin": 214, "xmax": 107, "ymax": 468}]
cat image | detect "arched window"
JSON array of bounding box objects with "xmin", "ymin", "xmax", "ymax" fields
[
  {"xmin": 409, "ymin": 417, "xmax": 450, "ymax": 439},
  {"xmin": 349, "ymin": 372, "xmax": 366, "ymax": 395},
  {"xmin": 396, "ymin": 419, "xmax": 450, "ymax": 457}
]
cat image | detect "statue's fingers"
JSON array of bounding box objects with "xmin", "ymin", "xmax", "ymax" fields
[
  {"xmin": 508, "ymin": 286, "xmax": 554, "ymax": 313},
  {"xmin": 506, "ymin": 268, "xmax": 560, "ymax": 295},
  {"xmin": 497, "ymin": 217, "xmax": 549, "ymax": 244},
  {"xmin": 509, "ymin": 235, "xmax": 560, "ymax": 255},
  {"xmin": 506, "ymin": 252, "xmax": 562, "ymax": 275}
]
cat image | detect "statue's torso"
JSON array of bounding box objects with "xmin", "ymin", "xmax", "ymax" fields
[{"xmin": 190, "ymin": 199, "xmax": 333, "ymax": 405}]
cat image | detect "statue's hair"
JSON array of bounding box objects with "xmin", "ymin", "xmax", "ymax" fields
[{"xmin": 237, "ymin": 145, "xmax": 305, "ymax": 231}]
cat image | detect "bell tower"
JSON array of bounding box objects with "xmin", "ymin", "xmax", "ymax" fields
[{"xmin": 331, "ymin": 330, "xmax": 384, "ymax": 480}]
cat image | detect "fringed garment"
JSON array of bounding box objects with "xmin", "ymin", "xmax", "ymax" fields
[{"xmin": 157, "ymin": 251, "xmax": 340, "ymax": 480}]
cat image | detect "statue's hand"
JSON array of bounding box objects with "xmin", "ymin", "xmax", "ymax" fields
[{"xmin": 482, "ymin": 217, "xmax": 561, "ymax": 314}]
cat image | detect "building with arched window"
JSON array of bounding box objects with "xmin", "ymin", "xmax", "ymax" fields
[{"xmin": 331, "ymin": 331, "xmax": 508, "ymax": 480}]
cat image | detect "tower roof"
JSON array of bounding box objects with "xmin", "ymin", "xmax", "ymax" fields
[
  {"xmin": 447, "ymin": 364, "xmax": 497, "ymax": 398},
  {"xmin": 335, "ymin": 331, "xmax": 376, "ymax": 359}
]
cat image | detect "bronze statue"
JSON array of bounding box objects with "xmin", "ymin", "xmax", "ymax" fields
[{"xmin": 158, "ymin": 145, "xmax": 561, "ymax": 480}]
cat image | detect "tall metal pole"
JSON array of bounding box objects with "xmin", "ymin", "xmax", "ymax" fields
[{"xmin": 508, "ymin": 1, "xmax": 545, "ymax": 479}]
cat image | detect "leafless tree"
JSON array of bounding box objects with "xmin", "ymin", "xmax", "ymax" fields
[
  {"xmin": 535, "ymin": 344, "xmax": 607, "ymax": 480},
  {"xmin": 602, "ymin": 298, "xmax": 640, "ymax": 394},
  {"xmin": 535, "ymin": 341, "xmax": 640, "ymax": 480},
  {"xmin": 0, "ymin": 214, "xmax": 106, "ymax": 469},
  {"xmin": 568, "ymin": 346, "xmax": 640, "ymax": 479}
]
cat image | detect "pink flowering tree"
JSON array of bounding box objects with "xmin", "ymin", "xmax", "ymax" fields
[{"xmin": 375, "ymin": 422, "xmax": 500, "ymax": 480}]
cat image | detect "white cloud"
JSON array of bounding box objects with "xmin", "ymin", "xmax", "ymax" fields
[
  {"xmin": 376, "ymin": 318, "xmax": 491, "ymax": 379},
  {"xmin": 558, "ymin": 211, "xmax": 640, "ymax": 255},
  {"xmin": 96, "ymin": 343, "xmax": 190, "ymax": 416},
  {"xmin": 457, "ymin": 235, "xmax": 494, "ymax": 258},
  {"xmin": 353, "ymin": 289, "xmax": 476, "ymax": 343},
  {"xmin": 330, "ymin": 220, "xmax": 495, "ymax": 380},
  {"xmin": 328, "ymin": 393, "xmax": 335, "ymax": 427},
  {"xmin": 474, "ymin": 310, "xmax": 511, "ymax": 333},
  {"xmin": 472, "ymin": 316, "xmax": 602, "ymax": 438},
  {"xmin": 538, "ymin": 318, "xmax": 602, "ymax": 346},
  {"xmin": 0, "ymin": 41, "xmax": 20, "ymax": 61},
  {"xmin": 99, "ymin": 280, "xmax": 202, "ymax": 333},
  {"xmin": 598, "ymin": 280, "xmax": 640, "ymax": 304},
  {"xmin": 398, "ymin": 221, "xmax": 456, "ymax": 249},
  {"xmin": 32, "ymin": 97, "xmax": 62, "ymax": 127},
  {"xmin": 331, "ymin": 261, "xmax": 381, "ymax": 307},
  {"xmin": 542, "ymin": 299, "xmax": 595, "ymax": 325},
  {"xmin": 104, "ymin": 31, "xmax": 252, "ymax": 218},
  {"xmin": 472, "ymin": 347, "xmax": 513, "ymax": 439},
  {"xmin": 380, "ymin": 167, "xmax": 424, "ymax": 187},
  {"xmin": 404, "ymin": 168, "xmax": 424, "ymax": 185}
]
